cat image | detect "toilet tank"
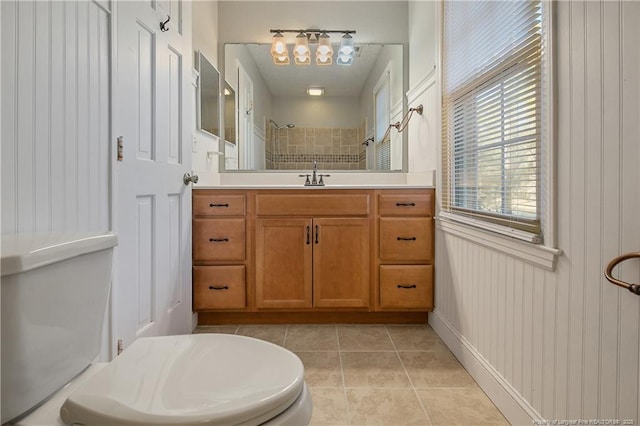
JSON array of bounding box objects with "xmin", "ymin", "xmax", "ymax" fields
[{"xmin": 1, "ymin": 232, "xmax": 118, "ymax": 424}]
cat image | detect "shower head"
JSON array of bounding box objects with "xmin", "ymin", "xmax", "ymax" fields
[
  {"xmin": 275, "ymin": 123, "xmax": 295, "ymax": 130},
  {"xmin": 269, "ymin": 119, "xmax": 295, "ymax": 130}
]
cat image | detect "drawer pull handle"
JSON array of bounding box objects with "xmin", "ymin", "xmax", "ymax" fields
[
  {"xmin": 397, "ymin": 237, "xmax": 417, "ymax": 241},
  {"xmin": 209, "ymin": 238, "xmax": 229, "ymax": 242},
  {"xmin": 209, "ymin": 285, "xmax": 229, "ymax": 290},
  {"xmin": 396, "ymin": 202, "xmax": 416, "ymax": 207},
  {"xmin": 306, "ymin": 225, "xmax": 311, "ymax": 245},
  {"xmin": 397, "ymin": 284, "xmax": 417, "ymax": 289},
  {"xmin": 315, "ymin": 225, "xmax": 319, "ymax": 244},
  {"xmin": 209, "ymin": 203, "xmax": 229, "ymax": 207}
]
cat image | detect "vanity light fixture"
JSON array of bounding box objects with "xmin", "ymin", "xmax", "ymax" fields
[
  {"xmin": 294, "ymin": 32, "xmax": 311, "ymax": 65},
  {"xmin": 269, "ymin": 29, "xmax": 356, "ymax": 66},
  {"xmin": 307, "ymin": 87, "xmax": 324, "ymax": 96},
  {"xmin": 337, "ymin": 33, "xmax": 355, "ymax": 66},
  {"xmin": 316, "ymin": 32, "xmax": 333, "ymax": 65},
  {"xmin": 270, "ymin": 31, "xmax": 290, "ymax": 65}
]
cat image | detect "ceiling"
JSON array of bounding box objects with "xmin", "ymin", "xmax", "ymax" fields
[{"xmin": 242, "ymin": 43, "xmax": 385, "ymax": 97}]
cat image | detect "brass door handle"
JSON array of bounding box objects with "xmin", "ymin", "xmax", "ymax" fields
[{"xmin": 605, "ymin": 252, "xmax": 640, "ymax": 295}]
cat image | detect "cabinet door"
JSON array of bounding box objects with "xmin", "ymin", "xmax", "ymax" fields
[
  {"xmin": 256, "ymin": 219, "xmax": 313, "ymax": 308},
  {"xmin": 313, "ymin": 218, "xmax": 370, "ymax": 308}
]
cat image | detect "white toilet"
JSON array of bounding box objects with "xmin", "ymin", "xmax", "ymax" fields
[{"xmin": 1, "ymin": 232, "xmax": 313, "ymax": 425}]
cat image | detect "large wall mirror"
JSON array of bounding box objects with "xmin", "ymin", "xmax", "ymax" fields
[
  {"xmin": 197, "ymin": 52, "xmax": 221, "ymax": 137},
  {"xmin": 223, "ymin": 43, "xmax": 405, "ymax": 172}
]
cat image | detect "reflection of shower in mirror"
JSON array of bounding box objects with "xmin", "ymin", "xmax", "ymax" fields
[
  {"xmin": 268, "ymin": 119, "xmax": 296, "ymax": 170},
  {"xmin": 269, "ymin": 119, "xmax": 295, "ymax": 130}
]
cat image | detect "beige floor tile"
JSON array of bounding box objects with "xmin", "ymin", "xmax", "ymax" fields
[
  {"xmin": 400, "ymin": 351, "xmax": 478, "ymax": 388},
  {"xmin": 285, "ymin": 325, "xmax": 339, "ymax": 351},
  {"xmin": 346, "ymin": 388, "xmax": 431, "ymax": 425},
  {"xmin": 386, "ymin": 325, "xmax": 447, "ymax": 351},
  {"xmin": 417, "ymin": 388, "xmax": 508, "ymax": 425},
  {"xmin": 236, "ymin": 325, "xmax": 287, "ymax": 346},
  {"xmin": 338, "ymin": 326, "xmax": 395, "ymax": 351},
  {"xmin": 309, "ymin": 388, "xmax": 349, "ymax": 426},
  {"xmin": 192, "ymin": 325, "xmax": 238, "ymax": 334},
  {"xmin": 341, "ymin": 352, "xmax": 411, "ymax": 388},
  {"xmin": 296, "ymin": 351, "xmax": 343, "ymax": 388}
]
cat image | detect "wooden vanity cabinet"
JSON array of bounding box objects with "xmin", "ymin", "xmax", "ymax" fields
[
  {"xmin": 255, "ymin": 217, "xmax": 369, "ymax": 309},
  {"xmin": 192, "ymin": 192, "xmax": 248, "ymax": 310},
  {"xmin": 255, "ymin": 192, "xmax": 370, "ymax": 309},
  {"xmin": 376, "ymin": 189, "xmax": 435, "ymax": 310},
  {"xmin": 192, "ymin": 188, "xmax": 434, "ymax": 323}
]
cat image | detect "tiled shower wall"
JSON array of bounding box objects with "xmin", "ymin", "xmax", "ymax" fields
[{"xmin": 266, "ymin": 125, "xmax": 367, "ymax": 170}]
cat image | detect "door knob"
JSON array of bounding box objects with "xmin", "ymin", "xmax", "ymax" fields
[{"xmin": 183, "ymin": 173, "xmax": 199, "ymax": 185}]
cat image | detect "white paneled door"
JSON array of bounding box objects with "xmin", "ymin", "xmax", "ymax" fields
[{"xmin": 115, "ymin": 1, "xmax": 193, "ymax": 350}]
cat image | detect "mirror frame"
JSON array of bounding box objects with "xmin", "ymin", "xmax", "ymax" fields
[{"xmin": 219, "ymin": 43, "xmax": 409, "ymax": 173}]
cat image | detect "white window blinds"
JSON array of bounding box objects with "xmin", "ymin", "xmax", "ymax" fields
[{"xmin": 441, "ymin": 0, "xmax": 545, "ymax": 240}]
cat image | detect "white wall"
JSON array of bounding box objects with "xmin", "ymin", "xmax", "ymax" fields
[
  {"xmin": 408, "ymin": 1, "xmax": 436, "ymax": 88},
  {"xmin": 1, "ymin": 0, "xmax": 110, "ymax": 234},
  {"xmin": 192, "ymin": 0, "xmax": 221, "ymax": 185},
  {"xmin": 432, "ymin": 1, "xmax": 640, "ymax": 424},
  {"xmin": 405, "ymin": 0, "xmax": 438, "ymax": 181},
  {"xmin": 272, "ymin": 96, "xmax": 360, "ymax": 128},
  {"xmin": 193, "ymin": 0, "xmax": 219, "ymax": 66},
  {"xmin": 218, "ymin": 1, "xmax": 408, "ymax": 45}
]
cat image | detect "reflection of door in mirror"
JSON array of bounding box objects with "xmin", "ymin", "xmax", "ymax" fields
[
  {"xmin": 237, "ymin": 64, "xmax": 259, "ymax": 170},
  {"xmin": 224, "ymin": 82, "xmax": 236, "ymax": 145}
]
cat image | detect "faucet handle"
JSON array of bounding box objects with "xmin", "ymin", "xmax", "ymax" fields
[
  {"xmin": 298, "ymin": 174, "xmax": 311, "ymax": 185},
  {"xmin": 318, "ymin": 174, "xmax": 331, "ymax": 185}
]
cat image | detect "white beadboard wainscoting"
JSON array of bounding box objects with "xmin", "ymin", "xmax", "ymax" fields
[
  {"xmin": 1, "ymin": 0, "xmax": 111, "ymax": 234},
  {"xmin": 432, "ymin": 1, "xmax": 640, "ymax": 424}
]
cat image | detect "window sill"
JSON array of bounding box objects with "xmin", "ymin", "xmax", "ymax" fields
[{"xmin": 436, "ymin": 216, "xmax": 563, "ymax": 271}]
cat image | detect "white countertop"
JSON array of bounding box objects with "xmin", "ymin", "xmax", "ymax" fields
[{"xmin": 194, "ymin": 171, "xmax": 436, "ymax": 189}]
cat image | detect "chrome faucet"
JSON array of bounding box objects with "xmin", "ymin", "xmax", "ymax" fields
[
  {"xmin": 299, "ymin": 160, "xmax": 330, "ymax": 186},
  {"xmin": 311, "ymin": 160, "xmax": 318, "ymax": 185}
]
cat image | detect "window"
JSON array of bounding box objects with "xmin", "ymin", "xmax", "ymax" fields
[{"xmin": 441, "ymin": 0, "xmax": 546, "ymax": 243}]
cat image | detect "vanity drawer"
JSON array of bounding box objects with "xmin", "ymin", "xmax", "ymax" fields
[
  {"xmin": 256, "ymin": 193, "xmax": 370, "ymax": 216},
  {"xmin": 378, "ymin": 191, "xmax": 433, "ymax": 216},
  {"xmin": 379, "ymin": 218, "xmax": 432, "ymax": 261},
  {"xmin": 193, "ymin": 266, "xmax": 246, "ymax": 310},
  {"xmin": 193, "ymin": 218, "xmax": 246, "ymax": 261},
  {"xmin": 379, "ymin": 265, "xmax": 433, "ymax": 309},
  {"xmin": 193, "ymin": 194, "xmax": 246, "ymax": 216}
]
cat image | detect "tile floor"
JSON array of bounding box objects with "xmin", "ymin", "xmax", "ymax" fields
[{"xmin": 193, "ymin": 324, "xmax": 509, "ymax": 426}]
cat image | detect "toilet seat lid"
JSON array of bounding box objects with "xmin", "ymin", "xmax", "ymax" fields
[{"xmin": 60, "ymin": 334, "xmax": 305, "ymax": 426}]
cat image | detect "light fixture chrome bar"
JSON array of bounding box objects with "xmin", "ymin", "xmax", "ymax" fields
[{"xmin": 270, "ymin": 29, "xmax": 356, "ymax": 35}]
